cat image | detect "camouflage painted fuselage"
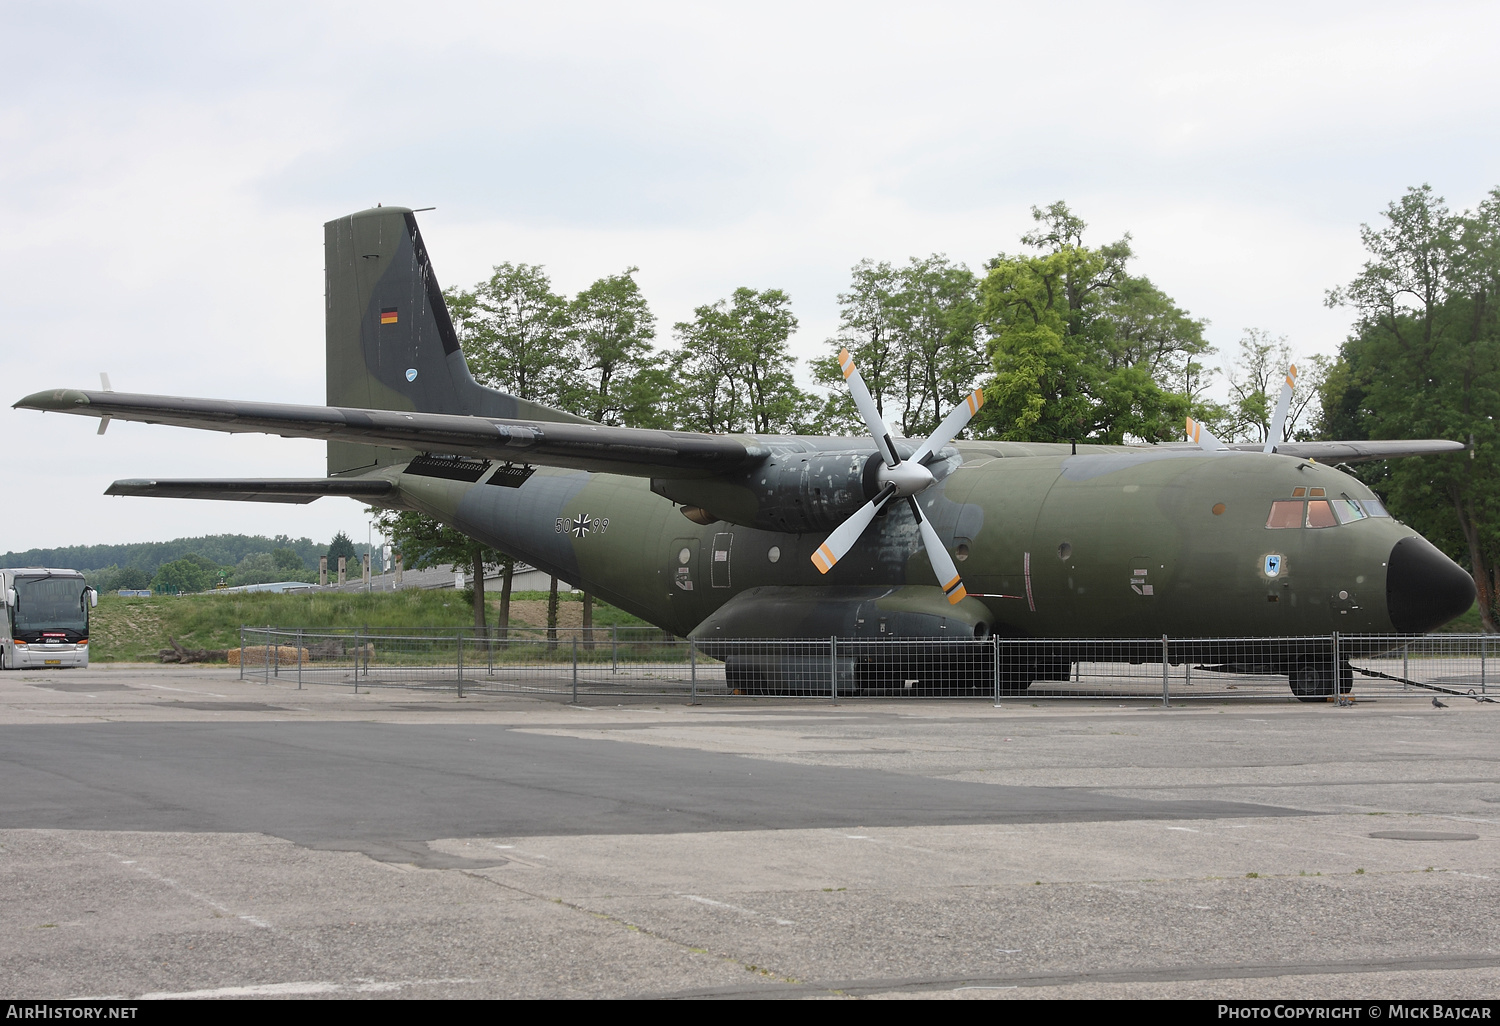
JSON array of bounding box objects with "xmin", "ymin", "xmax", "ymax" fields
[{"xmin": 386, "ymin": 436, "xmax": 1437, "ymax": 643}]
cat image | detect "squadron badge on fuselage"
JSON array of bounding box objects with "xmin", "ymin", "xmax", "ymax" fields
[{"xmin": 1264, "ymin": 554, "xmax": 1283, "ymax": 578}]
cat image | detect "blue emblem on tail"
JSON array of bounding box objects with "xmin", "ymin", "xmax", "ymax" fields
[{"xmin": 405, "ymin": 368, "xmax": 418, "ymax": 382}]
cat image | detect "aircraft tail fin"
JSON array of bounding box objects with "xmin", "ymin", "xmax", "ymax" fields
[{"xmin": 323, "ymin": 206, "xmax": 587, "ymax": 476}]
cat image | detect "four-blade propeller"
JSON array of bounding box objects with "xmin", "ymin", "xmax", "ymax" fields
[{"xmin": 811, "ymin": 348, "xmax": 984, "ymax": 605}]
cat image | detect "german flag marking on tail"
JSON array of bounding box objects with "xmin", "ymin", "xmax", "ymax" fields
[
  {"xmin": 380, "ymin": 307, "xmax": 398, "ymax": 325},
  {"xmin": 811, "ymin": 544, "xmax": 836, "ymax": 574}
]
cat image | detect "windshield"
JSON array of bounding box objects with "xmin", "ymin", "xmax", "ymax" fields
[{"xmin": 12, "ymin": 576, "xmax": 90, "ymax": 633}]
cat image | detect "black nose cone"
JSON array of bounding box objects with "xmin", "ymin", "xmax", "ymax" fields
[{"xmin": 1387, "ymin": 536, "xmax": 1475, "ymax": 632}]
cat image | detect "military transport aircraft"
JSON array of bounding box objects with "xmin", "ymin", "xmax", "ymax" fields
[{"xmin": 16, "ymin": 206, "xmax": 1475, "ymax": 698}]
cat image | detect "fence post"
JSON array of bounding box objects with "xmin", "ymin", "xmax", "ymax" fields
[
  {"xmin": 1161, "ymin": 634, "xmax": 1169, "ymax": 707},
  {"xmin": 457, "ymin": 629, "xmax": 464, "ymax": 698},
  {"xmin": 239, "ymin": 626, "xmax": 245, "ymax": 681},
  {"xmin": 352, "ymin": 626, "xmax": 359, "ymax": 694},
  {"xmin": 273, "ymin": 633, "xmax": 280, "ymax": 678},
  {"xmin": 1482, "ymin": 637, "xmax": 1487, "ymax": 696},
  {"xmin": 264, "ymin": 625, "xmax": 271, "ymax": 686},
  {"xmin": 690, "ymin": 640, "xmax": 696, "ymax": 683},
  {"xmin": 1332, "ymin": 630, "xmax": 1341, "ymax": 704},
  {"xmin": 1403, "ymin": 642, "xmax": 1409, "ymax": 692},
  {"xmin": 572, "ymin": 636, "xmax": 579, "ymax": 704},
  {"xmin": 830, "ymin": 635, "xmax": 838, "ymax": 704},
  {"xmin": 297, "ymin": 627, "xmax": 303, "ymax": 691},
  {"xmin": 612, "ymin": 624, "xmax": 618, "ymax": 674},
  {"xmin": 992, "ymin": 635, "xmax": 1001, "ymax": 707}
]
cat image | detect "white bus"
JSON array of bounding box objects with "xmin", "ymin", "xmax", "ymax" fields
[{"xmin": 1, "ymin": 568, "xmax": 98, "ymax": 669}]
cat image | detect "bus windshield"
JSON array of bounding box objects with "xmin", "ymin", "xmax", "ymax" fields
[{"xmin": 12, "ymin": 576, "xmax": 90, "ymax": 633}]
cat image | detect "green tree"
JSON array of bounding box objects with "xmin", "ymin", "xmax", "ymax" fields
[
  {"xmin": 151, "ymin": 555, "xmax": 216, "ymax": 594},
  {"xmin": 1322, "ymin": 184, "xmax": 1500, "ymax": 629},
  {"xmin": 326, "ymin": 531, "xmax": 357, "ymax": 568},
  {"xmin": 568, "ymin": 268, "xmax": 657, "ymax": 424},
  {"xmin": 978, "ymin": 202, "xmax": 1206, "ymax": 444},
  {"xmin": 450, "ymin": 263, "xmax": 573, "ymax": 406},
  {"xmin": 811, "ymin": 257, "xmax": 983, "ymax": 439},
  {"xmin": 374, "ymin": 511, "xmax": 512, "ymax": 635},
  {"xmin": 272, "ymin": 547, "xmax": 305, "ymax": 572},
  {"xmin": 230, "ymin": 552, "xmax": 281, "ymax": 586},
  {"xmin": 671, "ymin": 287, "xmax": 811, "ymax": 435},
  {"xmin": 115, "ymin": 566, "xmax": 150, "ymax": 591},
  {"xmin": 671, "ymin": 301, "xmax": 744, "ymax": 433},
  {"xmin": 891, "ymin": 256, "xmax": 983, "ymax": 437},
  {"xmin": 810, "ymin": 259, "xmax": 903, "ymax": 435}
]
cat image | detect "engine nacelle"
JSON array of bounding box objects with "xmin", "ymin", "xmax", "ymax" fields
[{"xmin": 651, "ymin": 448, "xmax": 884, "ymax": 533}]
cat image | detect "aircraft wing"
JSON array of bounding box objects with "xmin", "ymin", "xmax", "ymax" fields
[
  {"xmin": 105, "ymin": 478, "xmax": 396, "ymax": 504},
  {"xmin": 1227, "ymin": 439, "xmax": 1465, "ymax": 463},
  {"xmin": 15, "ymin": 389, "xmax": 759, "ymax": 479}
]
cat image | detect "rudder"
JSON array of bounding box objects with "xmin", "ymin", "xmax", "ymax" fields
[{"xmin": 323, "ymin": 206, "xmax": 585, "ymax": 476}]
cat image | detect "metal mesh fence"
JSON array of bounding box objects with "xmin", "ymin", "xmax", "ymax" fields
[{"xmin": 236, "ymin": 627, "xmax": 1500, "ymax": 704}]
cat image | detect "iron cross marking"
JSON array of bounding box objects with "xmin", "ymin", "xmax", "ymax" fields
[{"xmin": 571, "ymin": 514, "xmax": 593, "ymax": 538}]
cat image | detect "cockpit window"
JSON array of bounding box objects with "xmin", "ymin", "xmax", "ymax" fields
[
  {"xmin": 1359, "ymin": 498, "xmax": 1390, "ymax": 518},
  {"xmin": 1305, "ymin": 500, "xmax": 1337, "ymax": 528},
  {"xmin": 1332, "ymin": 498, "xmax": 1367, "ymax": 524},
  {"xmin": 1266, "ymin": 501, "xmax": 1303, "ymax": 529}
]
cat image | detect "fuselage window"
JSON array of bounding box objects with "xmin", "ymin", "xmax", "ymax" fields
[
  {"xmin": 1291, "ymin": 487, "xmax": 1307, "ymax": 497},
  {"xmin": 1332, "ymin": 498, "xmax": 1367, "ymax": 524},
  {"xmin": 1266, "ymin": 500, "xmax": 1303, "ymax": 529},
  {"xmin": 1359, "ymin": 499, "xmax": 1391, "ymax": 518},
  {"xmin": 1309, "ymin": 487, "xmax": 1326, "ymax": 497},
  {"xmin": 1305, "ymin": 500, "xmax": 1337, "ymax": 528}
]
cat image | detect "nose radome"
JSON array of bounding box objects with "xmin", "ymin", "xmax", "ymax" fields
[{"xmin": 1386, "ymin": 536, "xmax": 1476, "ymax": 633}]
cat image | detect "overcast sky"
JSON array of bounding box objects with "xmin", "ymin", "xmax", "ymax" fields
[{"xmin": 4, "ymin": 0, "xmax": 1499, "ymax": 554}]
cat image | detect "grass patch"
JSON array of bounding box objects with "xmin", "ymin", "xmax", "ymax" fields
[{"xmin": 88, "ymin": 589, "xmax": 653, "ymax": 662}]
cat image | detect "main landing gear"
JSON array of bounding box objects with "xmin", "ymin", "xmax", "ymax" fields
[{"xmin": 1288, "ymin": 656, "xmax": 1353, "ymax": 702}]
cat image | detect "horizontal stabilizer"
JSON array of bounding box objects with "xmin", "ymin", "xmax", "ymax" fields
[
  {"xmin": 17, "ymin": 389, "xmax": 757, "ymax": 479},
  {"xmin": 1230, "ymin": 439, "xmax": 1465, "ymax": 463},
  {"xmin": 105, "ymin": 478, "xmax": 396, "ymax": 504}
]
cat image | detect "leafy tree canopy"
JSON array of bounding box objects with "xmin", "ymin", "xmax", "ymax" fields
[
  {"xmin": 978, "ymin": 202, "xmax": 1209, "ymax": 444},
  {"xmin": 1322, "ymin": 183, "xmax": 1500, "ymax": 629}
]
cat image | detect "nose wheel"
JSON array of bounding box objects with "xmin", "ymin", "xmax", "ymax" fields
[{"xmin": 1288, "ymin": 656, "xmax": 1353, "ymax": 702}]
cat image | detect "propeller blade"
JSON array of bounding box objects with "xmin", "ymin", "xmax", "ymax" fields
[
  {"xmin": 837, "ymin": 348, "xmax": 900, "ymax": 468},
  {"xmin": 1186, "ymin": 417, "xmax": 1229, "ymax": 451},
  {"xmin": 1262, "ymin": 363, "xmax": 1297, "ymax": 454},
  {"xmin": 910, "ymin": 388, "xmax": 985, "ymax": 465},
  {"xmin": 810, "ymin": 483, "xmax": 897, "ymax": 574},
  {"xmin": 908, "ymin": 497, "xmax": 967, "ymax": 604}
]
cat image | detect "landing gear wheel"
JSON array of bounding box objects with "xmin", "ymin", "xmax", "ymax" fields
[{"xmin": 1288, "ymin": 657, "xmax": 1354, "ymax": 702}]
